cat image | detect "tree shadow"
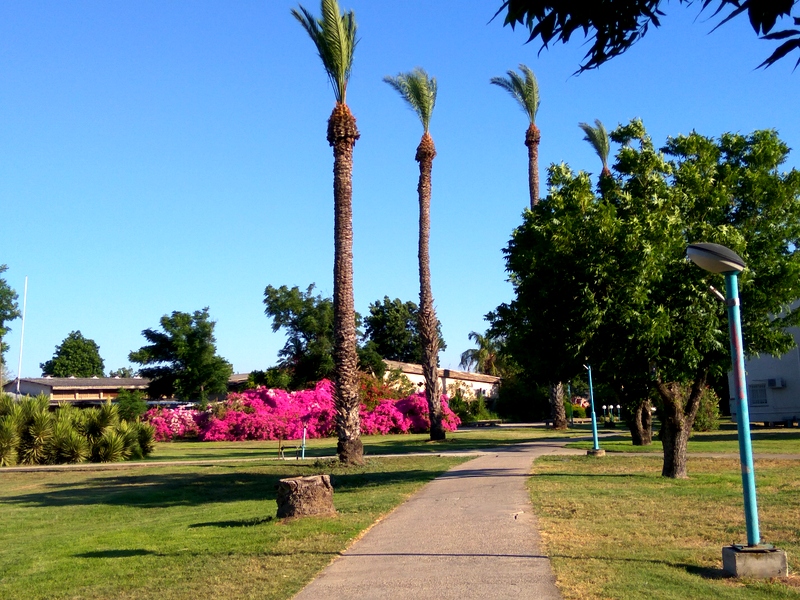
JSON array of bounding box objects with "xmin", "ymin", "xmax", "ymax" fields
[
  {"xmin": 189, "ymin": 516, "xmax": 274, "ymax": 528},
  {"xmin": 75, "ymin": 549, "xmax": 160, "ymax": 558},
  {"xmin": 2, "ymin": 466, "xmax": 447, "ymax": 509}
]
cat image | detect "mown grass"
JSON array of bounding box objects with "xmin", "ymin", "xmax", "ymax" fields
[
  {"xmin": 529, "ymin": 455, "xmax": 800, "ymax": 599},
  {"xmin": 566, "ymin": 422, "xmax": 800, "ymax": 455},
  {"xmin": 142, "ymin": 426, "xmax": 586, "ymax": 462},
  {"xmin": 0, "ymin": 455, "xmax": 468, "ymax": 599}
]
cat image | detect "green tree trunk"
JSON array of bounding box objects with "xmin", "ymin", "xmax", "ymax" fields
[
  {"xmin": 416, "ymin": 132, "xmax": 445, "ymax": 441},
  {"xmin": 328, "ymin": 102, "xmax": 363, "ymax": 464}
]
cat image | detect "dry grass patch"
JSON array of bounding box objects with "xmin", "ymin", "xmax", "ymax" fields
[{"xmin": 529, "ymin": 455, "xmax": 800, "ymax": 599}]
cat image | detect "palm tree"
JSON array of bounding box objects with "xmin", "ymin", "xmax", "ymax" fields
[
  {"xmin": 490, "ymin": 64, "xmax": 541, "ymax": 208},
  {"xmin": 292, "ymin": 0, "xmax": 362, "ymax": 464},
  {"xmin": 460, "ymin": 331, "xmax": 504, "ymax": 376},
  {"xmin": 384, "ymin": 67, "xmax": 446, "ymax": 441},
  {"xmin": 579, "ymin": 119, "xmax": 612, "ymax": 178}
]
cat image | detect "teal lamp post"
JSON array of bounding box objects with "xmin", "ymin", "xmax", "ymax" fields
[
  {"xmin": 584, "ymin": 364, "xmax": 604, "ymax": 457},
  {"xmin": 687, "ymin": 242, "xmax": 786, "ymax": 577}
]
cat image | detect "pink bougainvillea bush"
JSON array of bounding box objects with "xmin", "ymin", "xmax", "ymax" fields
[
  {"xmin": 144, "ymin": 406, "xmax": 200, "ymax": 442},
  {"xmin": 144, "ymin": 379, "xmax": 460, "ymax": 442}
]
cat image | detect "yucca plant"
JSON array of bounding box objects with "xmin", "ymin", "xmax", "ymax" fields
[
  {"xmin": 19, "ymin": 408, "xmax": 54, "ymax": 465},
  {"xmin": 136, "ymin": 421, "xmax": 156, "ymax": 457},
  {"xmin": 50, "ymin": 415, "xmax": 89, "ymax": 464},
  {"xmin": 0, "ymin": 415, "xmax": 19, "ymax": 466},
  {"xmin": 95, "ymin": 429, "xmax": 129, "ymax": 463},
  {"xmin": 116, "ymin": 420, "xmax": 143, "ymax": 459}
]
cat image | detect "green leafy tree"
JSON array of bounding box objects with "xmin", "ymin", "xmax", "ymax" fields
[
  {"xmin": 263, "ymin": 284, "xmax": 336, "ymax": 388},
  {"xmin": 491, "ymin": 120, "xmax": 800, "ymax": 478},
  {"xmin": 115, "ymin": 389, "xmax": 148, "ymax": 422},
  {"xmin": 109, "ymin": 367, "xmax": 135, "ymax": 378},
  {"xmin": 384, "ymin": 67, "xmax": 447, "ymax": 441},
  {"xmin": 363, "ymin": 296, "xmax": 446, "ymax": 364},
  {"xmin": 0, "ymin": 265, "xmax": 21, "ymax": 390},
  {"xmin": 496, "ymin": 1, "xmax": 800, "ymax": 71},
  {"xmin": 293, "ymin": 0, "xmax": 362, "ymax": 464},
  {"xmin": 490, "ymin": 64, "xmax": 541, "ymax": 207},
  {"xmin": 40, "ymin": 331, "xmax": 105, "ymax": 378},
  {"xmin": 129, "ymin": 308, "xmax": 233, "ymax": 404}
]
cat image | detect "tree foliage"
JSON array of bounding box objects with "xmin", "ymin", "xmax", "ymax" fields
[
  {"xmin": 491, "ymin": 120, "xmax": 800, "ymax": 477},
  {"xmin": 264, "ymin": 284, "xmax": 336, "ymax": 388},
  {"xmin": 459, "ymin": 331, "xmax": 508, "ymax": 376},
  {"xmin": 129, "ymin": 308, "xmax": 233, "ymax": 402},
  {"xmin": 0, "ymin": 265, "xmax": 21, "ymax": 366},
  {"xmin": 496, "ymin": 1, "xmax": 800, "ymax": 71},
  {"xmin": 40, "ymin": 331, "xmax": 105, "ymax": 378},
  {"xmin": 363, "ymin": 296, "xmax": 446, "ymax": 364}
]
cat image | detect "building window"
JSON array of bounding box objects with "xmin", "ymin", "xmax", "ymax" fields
[{"xmin": 748, "ymin": 383, "xmax": 768, "ymax": 406}]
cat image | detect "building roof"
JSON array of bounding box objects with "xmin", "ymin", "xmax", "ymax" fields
[
  {"xmin": 383, "ymin": 360, "xmax": 501, "ymax": 384},
  {"xmin": 5, "ymin": 377, "xmax": 150, "ymax": 390}
]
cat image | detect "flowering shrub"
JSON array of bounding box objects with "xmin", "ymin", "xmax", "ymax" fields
[
  {"xmin": 143, "ymin": 379, "xmax": 460, "ymax": 442},
  {"xmin": 144, "ymin": 406, "xmax": 200, "ymax": 441}
]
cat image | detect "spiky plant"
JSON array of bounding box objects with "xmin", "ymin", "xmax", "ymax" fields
[
  {"xmin": 384, "ymin": 67, "xmax": 446, "ymax": 441},
  {"xmin": 293, "ymin": 0, "xmax": 363, "ymax": 464},
  {"xmin": 490, "ymin": 64, "xmax": 541, "ymax": 208},
  {"xmin": 51, "ymin": 417, "xmax": 89, "ymax": 464},
  {"xmin": 135, "ymin": 421, "xmax": 156, "ymax": 457},
  {"xmin": 19, "ymin": 408, "xmax": 53, "ymax": 465},
  {"xmin": 95, "ymin": 429, "xmax": 129, "ymax": 463},
  {"xmin": 579, "ymin": 119, "xmax": 612, "ymax": 178},
  {"xmin": 0, "ymin": 415, "xmax": 19, "ymax": 466}
]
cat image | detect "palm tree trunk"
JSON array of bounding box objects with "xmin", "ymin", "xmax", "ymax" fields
[
  {"xmin": 525, "ymin": 123, "xmax": 541, "ymax": 209},
  {"xmin": 416, "ymin": 132, "xmax": 445, "ymax": 441},
  {"xmin": 550, "ymin": 382, "xmax": 568, "ymax": 430},
  {"xmin": 328, "ymin": 102, "xmax": 363, "ymax": 464}
]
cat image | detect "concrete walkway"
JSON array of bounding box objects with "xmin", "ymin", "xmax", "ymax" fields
[{"xmin": 293, "ymin": 441, "xmax": 582, "ymax": 600}]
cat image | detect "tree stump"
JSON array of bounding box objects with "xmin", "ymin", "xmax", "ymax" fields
[{"xmin": 276, "ymin": 474, "xmax": 335, "ymax": 518}]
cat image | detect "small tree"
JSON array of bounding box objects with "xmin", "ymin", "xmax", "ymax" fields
[
  {"xmin": 41, "ymin": 331, "xmax": 105, "ymax": 378},
  {"xmin": 0, "ymin": 265, "xmax": 21, "ymax": 390},
  {"xmin": 129, "ymin": 308, "xmax": 233, "ymax": 404},
  {"xmin": 109, "ymin": 367, "xmax": 135, "ymax": 378}
]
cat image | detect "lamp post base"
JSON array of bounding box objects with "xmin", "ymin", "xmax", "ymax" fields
[
  {"xmin": 722, "ymin": 545, "xmax": 787, "ymax": 578},
  {"xmin": 586, "ymin": 449, "xmax": 605, "ymax": 457}
]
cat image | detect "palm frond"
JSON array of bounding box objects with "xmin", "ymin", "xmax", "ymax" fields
[
  {"xmin": 578, "ymin": 119, "xmax": 611, "ymax": 171},
  {"xmin": 292, "ymin": 0, "xmax": 357, "ymax": 103},
  {"xmin": 490, "ymin": 63, "xmax": 539, "ymax": 124},
  {"xmin": 384, "ymin": 67, "xmax": 437, "ymax": 132}
]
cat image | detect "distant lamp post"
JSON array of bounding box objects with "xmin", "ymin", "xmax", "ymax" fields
[
  {"xmin": 584, "ymin": 364, "xmax": 605, "ymax": 457},
  {"xmin": 687, "ymin": 242, "xmax": 786, "ymax": 577},
  {"xmin": 616, "ymin": 405, "xmax": 622, "ymax": 420},
  {"xmin": 602, "ymin": 405, "xmax": 607, "ymax": 418}
]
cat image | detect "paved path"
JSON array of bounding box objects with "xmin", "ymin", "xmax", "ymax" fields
[{"xmin": 293, "ymin": 441, "xmax": 583, "ymax": 600}]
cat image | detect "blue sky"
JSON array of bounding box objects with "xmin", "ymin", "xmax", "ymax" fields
[{"xmin": 1, "ymin": 1, "xmax": 798, "ymax": 378}]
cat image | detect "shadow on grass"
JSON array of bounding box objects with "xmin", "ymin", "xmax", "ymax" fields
[
  {"xmin": 551, "ymin": 553, "xmax": 727, "ymax": 580},
  {"xmin": 76, "ymin": 549, "xmax": 160, "ymax": 558},
  {"xmin": 1, "ymin": 466, "xmax": 446, "ymax": 509},
  {"xmin": 189, "ymin": 516, "xmax": 274, "ymax": 528}
]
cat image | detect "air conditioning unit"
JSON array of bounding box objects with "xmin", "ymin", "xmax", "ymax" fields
[{"xmin": 767, "ymin": 378, "xmax": 786, "ymax": 389}]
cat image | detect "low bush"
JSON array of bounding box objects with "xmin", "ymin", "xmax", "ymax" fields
[
  {"xmin": 115, "ymin": 389, "xmax": 148, "ymax": 422},
  {"xmin": 692, "ymin": 386, "xmax": 721, "ymax": 432},
  {"xmin": 0, "ymin": 394, "xmax": 155, "ymax": 466}
]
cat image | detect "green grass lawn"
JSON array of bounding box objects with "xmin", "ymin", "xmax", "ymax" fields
[
  {"xmin": 529, "ymin": 455, "xmax": 800, "ymax": 599},
  {"xmin": 566, "ymin": 422, "xmax": 800, "ymax": 454},
  {"xmin": 0, "ymin": 455, "xmax": 468, "ymax": 600},
  {"xmin": 142, "ymin": 426, "xmax": 586, "ymax": 462}
]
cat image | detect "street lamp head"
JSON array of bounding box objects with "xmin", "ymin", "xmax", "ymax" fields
[{"xmin": 687, "ymin": 242, "xmax": 745, "ymax": 274}]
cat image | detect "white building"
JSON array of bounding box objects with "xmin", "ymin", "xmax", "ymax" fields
[{"xmin": 383, "ymin": 360, "xmax": 501, "ymax": 398}]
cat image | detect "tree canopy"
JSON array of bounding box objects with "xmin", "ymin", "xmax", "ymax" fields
[
  {"xmin": 129, "ymin": 308, "xmax": 233, "ymax": 402},
  {"xmin": 363, "ymin": 296, "xmax": 446, "ymax": 364},
  {"xmin": 496, "ymin": 1, "xmax": 800, "ymax": 71},
  {"xmin": 490, "ymin": 120, "xmax": 800, "ymax": 476},
  {"xmin": 0, "ymin": 265, "xmax": 21, "ymax": 366},
  {"xmin": 40, "ymin": 331, "xmax": 105, "ymax": 378}
]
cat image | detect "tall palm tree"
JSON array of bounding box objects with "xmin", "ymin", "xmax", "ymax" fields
[
  {"xmin": 579, "ymin": 119, "xmax": 612, "ymax": 178},
  {"xmin": 292, "ymin": 0, "xmax": 362, "ymax": 464},
  {"xmin": 490, "ymin": 64, "xmax": 541, "ymax": 208},
  {"xmin": 384, "ymin": 67, "xmax": 446, "ymax": 441}
]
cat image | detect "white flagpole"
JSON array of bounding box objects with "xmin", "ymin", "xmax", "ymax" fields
[{"xmin": 15, "ymin": 276, "xmax": 27, "ymax": 395}]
